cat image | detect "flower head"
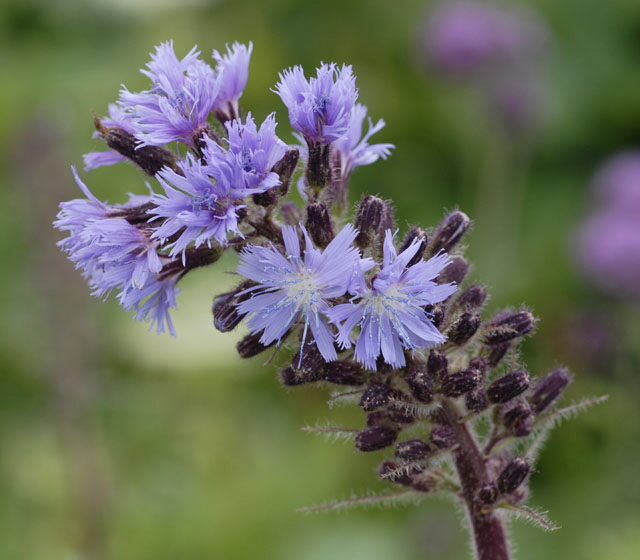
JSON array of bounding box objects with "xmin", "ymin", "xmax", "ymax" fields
[
  {"xmin": 329, "ymin": 230, "xmax": 457, "ymax": 369},
  {"xmin": 274, "ymin": 63, "xmax": 358, "ymax": 145},
  {"xmin": 236, "ymin": 224, "xmax": 364, "ymax": 361},
  {"xmin": 212, "ymin": 42, "xmax": 253, "ymax": 121}
]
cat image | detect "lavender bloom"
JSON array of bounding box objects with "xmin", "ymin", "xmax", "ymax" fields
[
  {"xmin": 589, "ymin": 150, "xmax": 640, "ymax": 211},
  {"xmin": 333, "ymin": 103, "xmax": 394, "ymax": 179},
  {"xmin": 236, "ymin": 224, "xmax": 364, "ymax": 361},
  {"xmin": 204, "ymin": 113, "xmax": 287, "ymax": 192},
  {"xmin": 274, "ymin": 63, "xmax": 358, "ymax": 145},
  {"xmin": 329, "ymin": 230, "xmax": 457, "ymax": 369},
  {"xmin": 212, "ymin": 42, "xmax": 253, "ymax": 121},
  {"xmin": 421, "ymin": 1, "xmax": 547, "ymax": 76},
  {"xmin": 119, "ymin": 41, "xmax": 220, "ymax": 147}
]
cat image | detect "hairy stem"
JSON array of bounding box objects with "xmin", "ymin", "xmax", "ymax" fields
[{"xmin": 441, "ymin": 400, "xmax": 511, "ymax": 560}]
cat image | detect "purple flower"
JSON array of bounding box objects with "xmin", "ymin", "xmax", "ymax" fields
[
  {"xmin": 212, "ymin": 42, "xmax": 253, "ymax": 121},
  {"xmin": 274, "ymin": 63, "xmax": 358, "ymax": 145},
  {"xmin": 329, "ymin": 231, "xmax": 457, "ymax": 369},
  {"xmin": 333, "ymin": 103, "xmax": 394, "ymax": 179},
  {"xmin": 236, "ymin": 224, "xmax": 365, "ymax": 361},
  {"xmin": 421, "ymin": 1, "xmax": 547, "ymax": 76},
  {"xmin": 589, "ymin": 150, "xmax": 640, "ymax": 211},
  {"xmin": 119, "ymin": 41, "xmax": 220, "ymax": 147}
]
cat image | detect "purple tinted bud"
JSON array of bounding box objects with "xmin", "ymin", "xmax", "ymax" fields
[
  {"xmin": 484, "ymin": 310, "xmax": 537, "ymax": 345},
  {"xmin": 280, "ymin": 366, "xmax": 321, "ymax": 386},
  {"xmin": 487, "ymin": 369, "xmax": 530, "ymax": 404},
  {"xmin": 355, "ymin": 425, "xmax": 399, "ymax": 452},
  {"xmin": 430, "ymin": 303, "xmax": 447, "ymax": 329},
  {"xmin": 405, "ymin": 365, "xmax": 434, "ymax": 403},
  {"xmin": 465, "ymin": 387, "xmax": 489, "ymax": 413},
  {"xmin": 456, "ymin": 284, "xmax": 488, "ymax": 310},
  {"xmin": 487, "ymin": 341, "xmax": 511, "ymax": 367},
  {"xmin": 478, "ymin": 483, "xmax": 499, "ymax": 505},
  {"xmin": 378, "ymin": 461, "xmax": 414, "ymax": 486},
  {"xmin": 441, "ymin": 367, "xmax": 482, "ymax": 397},
  {"xmin": 427, "ymin": 349, "xmax": 448, "ymax": 380},
  {"xmin": 447, "ymin": 311, "xmax": 481, "ymax": 345},
  {"xmin": 411, "ymin": 471, "xmax": 440, "ymax": 493},
  {"xmin": 438, "ymin": 255, "xmax": 469, "ymax": 285},
  {"xmin": 529, "ymin": 368, "xmax": 572, "ymax": 413},
  {"xmin": 354, "ymin": 195, "xmax": 392, "ymax": 248},
  {"xmin": 430, "ymin": 425, "xmax": 456, "ymax": 449},
  {"xmin": 428, "ymin": 211, "xmax": 471, "ymax": 256},
  {"xmin": 360, "ymin": 383, "xmax": 392, "ymax": 412},
  {"xmin": 322, "ymin": 360, "xmax": 365, "ymax": 386},
  {"xmin": 212, "ymin": 280, "xmax": 256, "ymax": 332},
  {"xmin": 279, "ymin": 201, "xmax": 303, "ymax": 226},
  {"xmin": 366, "ymin": 410, "xmax": 393, "ymax": 428},
  {"xmin": 305, "ymin": 202, "xmax": 335, "ymax": 248},
  {"xmin": 386, "ymin": 402, "xmax": 415, "ymax": 425},
  {"xmin": 398, "ymin": 227, "xmax": 428, "ymax": 268},
  {"xmin": 292, "ymin": 341, "xmax": 325, "ymax": 375},
  {"xmin": 497, "ymin": 457, "xmax": 531, "ymax": 495},
  {"xmin": 272, "ymin": 148, "xmax": 300, "ymax": 197},
  {"xmin": 395, "ymin": 439, "xmax": 432, "ymax": 461},
  {"xmin": 502, "ymin": 400, "xmax": 534, "ymax": 437},
  {"xmin": 237, "ymin": 331, "xmax": 274, "ymax": 358}
]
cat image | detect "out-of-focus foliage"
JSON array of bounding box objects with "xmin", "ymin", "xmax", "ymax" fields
[{"xmin": 1, "ymin": 1, "xmax": 639, "ymax": 559}]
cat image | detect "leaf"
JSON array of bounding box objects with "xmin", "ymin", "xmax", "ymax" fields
[
  {"xmin": 300, "ymin": 421, "xmax": 359, "ymax": 444},
  {"xmin": 296, "ymin": 489, "xmax": 425, "ymax": 514},
  {"xmin": 497, "ymin": 503, "xmax": 561, "ymax": 532}
]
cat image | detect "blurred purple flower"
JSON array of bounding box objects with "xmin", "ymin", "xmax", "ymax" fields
[
  {"xmin": 589, "ymin": 150, "xmax": 640, "ymax": 211},
  {"xmin": 236, "ymin": 224, "xmax": 364, "ymax": 361},
  {"xmin": 274, "ymin": 63, "xmax": 358, "ymax": 145},
  {"xmin": 329, "ymin": 231, "xmax": 457, "ymax": 370}
]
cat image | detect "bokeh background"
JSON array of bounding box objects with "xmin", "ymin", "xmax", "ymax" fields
[{"xmin": 2, "ymin": 0, "xmax": 639, "ymax": 559}]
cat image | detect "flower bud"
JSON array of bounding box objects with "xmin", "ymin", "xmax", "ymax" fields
[
  {"xmin": 405, "ymin": 365, "xmax": 433, "ymax": 403},
  {"xmin": 456, "ymin": 285, "xmax": 488, "ymax": 310},
  {"xmin": 411, "ymin": 471, "xmax": 440, "ymax": 493},
  {"xmin": 395, "ymin": 439, "xmax": 432, "ymax": 461},
  {"xmin": 398, "ymin": 226, "xmax": 428, "ymax": 267},
  {"xmin": 305, "ymin": 201, "xmax": 335, "ymax": 248},
  {"xmin": 354, "ymin": 195, "xmax": 393, "ymax": 248},
  {"xmin": 305, "ymin": 143, "xmax": 331, "ymax": 191},
  {"xmin": 360, "ymin": 383, "xmax": 392, "ymax": 412},
  {"xmin": 366, "ymin": 410, "xmax": 393, "ymax": 428},
  {"xmin": 212, "ymin": 281, "xmax": 255, "ymax": 333},
  {"xmin": 465, "ymin": 387, "xmax": 489, "ymax": 413},
  {"xmin": 427, "ymin": 349, "xmax": 448, "ymax": 380},
  {"xmin": 430, "ymin": 303, "xmax": 447, "ymax": 329},
  {"xmin": 236, "ymin": 332, "xmax": 273, "ymax": 359},
  {"xmin": 447, "ymin": 312, "xmax": 481, "ymax": 345},
  {"xmin": 529, "ymin": 368, "xmax": 572, "ymax": 413},
  {"xmin": 428, "ymin": 211, "xmax": 471, "ymax": 256},
  {"xmin": 486, "ymin": 341, "xmax": 511, "ymax": 367},
  {"xmin": 502, "ymin": 400, "xmax": 534, "ymax": 437},
  {"xmin": 386, "ymin": 402, "xmax": 415, "ymax": 425},
  {"xmin": 292, "ymin": 342, "xmax": 325, "ymax": 375},
  {"xmin": 438, "ymin": 255, "xmax": 469, "ymax": 285},
  {"xmin": 442, "ymin": 367, "xmax": 482, "ymax": 397},
  {"xmin": 279, "ymin": 367, "xmax": 320, "ymax": 386},
  {"xmin": 94, "ymin": 117, "xmax": 177, "ymax": 176},
  {"xmin": 252, "ymin": 187, "xmax": 280, "ymax": 207},
  {"xmin": 272, "ymin": 148, "xmax": 299, "ymax": 196},
  {"xmin": 279, "ymin": 201, "xmax": 303, "ymax": 226},
  {"xmin": 322, "ymin": 361, "xmax": 365, "ymax": 386},
  {"xmin": 483, "ymin": 310, "xmax": 537, "ymax": 345},
  {"xmin": 430, "ymin": 425, "xmax": 456, "ymax": 449},
  {"xmin": 497, "ymin": 457, "xmax": 531, "ymax": 495},
  {"xmin": 478, "ymin": 483, "xmax": 498, "ymax": 505},
  {"xmin": 378, "ymin": 461, "xmax": 413, "ymax": 486},
  {"xmin": 355, "ymin": 425, "xmax": 399, "ymax": 452},
  {"xmin": 487, "ymin": 370, "xmax": 530, "ymax": 404}
]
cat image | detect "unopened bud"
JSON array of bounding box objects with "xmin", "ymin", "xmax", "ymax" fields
[
  {"xmin": 305, "ymin": 143, "xmax": 331, "ymax": 190},
  {"xmin": 354, "ymin": 196, "xmax": 392, "ymax": 248},
  {"xmin": 279, "ymin": 366, "xmax": 320, "ymax": 386},
  {"xmin": 430, "ymin": 425, "xmax": 456, "ymax": 449},
  {"xmin": 428, "ymin": 211, "xmax": 471, "ymax": 256},
  {"xmin": 398, "ymin": 226, "xmax": 428, "ymax": 267},
  {"xmin": 291, "ymin": 342, "xmax": 324, "ymax": 375},
  {"xmin": 427, "ymin": 349, "xmax": 448, "ymax": 380},
  {"xmin": 465, "ymin": 387, "xmax": 489, "ymax": 413},
  {"xmin": 252, "ymin": 188, "xmax": 279, "ymax": 207},
  {"xmin": 355, "ymin": 425, "xmax": 399, "ymax": 452},
  {"xmin": 405, "ymin": 365, "xmax": 433, "ymax": 403},
  {"xmin": 484, "ymin": 310, "xmax": 537, "ymax": 345},
  {"xmin": 236, "ymin": 332, "xmax": 273, "ymax": 359},
  {"xmin": 386, "ymin": 401, "xmax": 415, "ymax": 424},
  {"xmin": 442, "ymin": 367, "xmax": 482, "ymax": 397},
  {"xmin": 378, "ymin": 461, "xmax": 413, "ymax": 486},
  {"xmin": 305, "ymin": 202, "xmax": 335, "ymax": 248},
  {"xmin": 360, "ymin": 383, "xmax": 391, "ymax": 412},
  {"xmin": 456, "ymin": 285, "xmax": 488, "ymax": 310},
  {"xmin": 438, "ymin": 256, "xmax": 469, "ymax": 285},
  {"xmin": 529, "ymin": 368, "xmax": 572, "ymax": 413},
  {"xmin": 322, "ymin": 361, "xmax": 365, "ymax": 386},
  {"xmin": 486, "ymin": 341, "xmax": 511, "ymax": 367},
  {"xmin": 95, "ymin": 117, "xmax": 177, "ymax": 176},
  {"xmin": 272, "ymin": 148, "xmax": 299, "ymax": 196},
  {"xmin": 497, "ymin": 457, "xmax": 531, "ymax": 495},
  {"xmin": 447, "ymin": 312, "xmax": 481, "ymax": 345},
  {"xmin": 212, "ymin": 281, "xmax": 255, "ymax": 333},
  {"xmin": 430, "ymin": 303, "xmax": 447, "ymax": 329},
  {"xmin": 487, "ymin": 370, "xmax": 530, "ymax": 404},
  {"xmin": 502, "ymin": 400, "xmax": 534, "ymax": 437},
  {"xmin": 395, "ymin": 439, "xmax": 431, "ymax": 461},
  {"xmin": 411, "ymin": 471, "xmax": 440, "ymax": 493},
  {"xmin": 279, "ymin": 201, "xmax": 303, "ymax": 226},
  {"xmin": 478, "ymin": 483, "xmax": 498, "ymax": 505}
]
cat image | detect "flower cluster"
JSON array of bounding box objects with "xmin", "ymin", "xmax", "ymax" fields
[{"xmin": 56, "ymin": 40, "xmax": 590, "ymax": 560}]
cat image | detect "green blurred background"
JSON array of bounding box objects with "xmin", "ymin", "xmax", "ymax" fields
[{"xmin": 1, "ymin": 0, "xmax": 639, "ymax": 558}]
